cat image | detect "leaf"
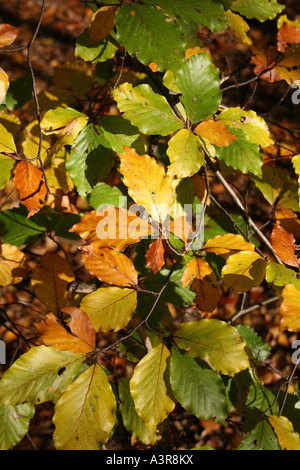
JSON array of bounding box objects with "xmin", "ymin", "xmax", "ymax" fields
[
  {"xmin": 231, "ymin": 0, "xmax": 285, "ymax": 22},
  {"xmin": 69, "ymin": 207, "xmax": 152, "ymax": 251},
  {"xmin": 238, "ymin": 418, "xmax": 281, "ymax": 450},
  {"xmin": 275, "ymin": 208, "xmax": 300, "ymax": 240},
  {"xmin": 40, "ymin": 107, "xmax": 88, "ymax": 139},
  {"xmin": 80, "ymin": 286, "xmax": 137, "ymax": 332},
  {"xmin": 80, "ymin": 245, "xmax": 138, "ymax": 287},
  {"xmin": 221, "ymin": 251, "xmax": 267, "ymax": 294},
  {"xmin": 0, "ymin": 346, "xmax": 84, "ymax": 405},
  {"xmin": 292, "ymin": 155, "xmax": 300, "ymax": 203},
  {"xmin": 0, "ymin": 243, "xmax": 27, "ymax": 287},
  {"xmin": 174, "ymin": 319, "xmax": 250, "ymax": 375},
  {"xmin": 236, "ymin": 324, "xmax": 271, "ymax": 361},
  {"xmin": 66, "ymin": 123, "xmax": 114, "ymax": 198},
  {"xmin": 0, "ymin": 24, "xmax": 19, "ymax": 47},
  {"xmin": 225, "ymin": 9, "xmax": 252, "ymax": 45},
  {"xmin": 35, "ymin": 312, "xmax": 95, "ymax": 354},
  {"xmin": 12, "ymin": 160, "xmax": 48, "ymax": 218},
  {"xmin": 87, "ymin": 183, "xmax": 124, "ymax": 211},
  {"xmin": 89, "ymin": 6, "xmax": 118, "ymax": 43},
  {"xmin": 176, "ymin": 53, "xmax": 221, "ymax": 124},
  {"xmin": 202, "ymin": 233, "xmax": 255, "ymax": 259},
  {"xmin": 268, "ymin": 415, "xmax": 300, "ymax": 450},
  {"xmin": 98, "ymin": 115, "xmax": 144, "ymax": 154},
  {"xmin": 168, "ymin": 215, "xmax": 194, "ymax": 246},
  {"xmin": 270, "ymin": 224, "xmax": 299, "ymax": 268},
  {"xmin": 0, "ymin": 207, "xmax": 47, "ymax": 246},
  {"xmin": 194, "ymin": 120, "xmax": 238, "ymax": 147},
  {"xmin": 0, "ymin": 403, "xmax": 35, "ymax": 450},
  {"xmin": 130, "ymin": 343, "xmax": 175, "ymax": 432},
  {"xmin": 119, "ymin": 378, "xmax": 159, "ymax": 445},
  {"xmin": 277, "ymin": 21, "xmax": 300, "ymax": 53},
  {"xmin": 170, "ymin": 349, "xmax": 228, "ymax": 422},
  {"xmin": 145, "ymin": 237, "xmax": 165, "ymax": 275},
  {"xmin": 0, "ymin": 67, "xmax": 9, "ymax": 104},
  {"xmin": 279, "ymin": 283, "xmax": 300, "ymax": 332},
  {"xmin": 31, "ymin": 252, "xmax": 75, "ymax": 315},
  {"xmin": 119, "ymin": 146, "xmax": 173, "ymax": 223},
  {"xmin": 181, "ymin": 257, "xmax": 220, "ymax": 313},
  {"xmin": 75, "ymin": 28, "xmax": 118, "ymax": 63},
  {"xmin": 166, "ymin": 129, "xmax": 204, "ymax": 178},
  {"xmin": 113, "ymin": 83, "xmax": 183, "ymax": 136},
  {"xmin": 53, "ymin": 364, "xmax": 116, "ymax": 450},
  {"xmin": 266, "ymin": 261, "xmax": 300, "ymax": 289},
  {"xmin": 115, "ymin": 3, "xmax": 186, "ymax": 73},
  {"xmin": 21, "ymin": 120, "xmax": 52, "ymax": 161}
]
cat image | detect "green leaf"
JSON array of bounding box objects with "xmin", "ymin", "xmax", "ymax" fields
[
  {"xmin": 142, "ymin": 0, "xmax": 227, "ymax": 32},
  {"xmin": 113, "ymin": 82, "xmax": 183, "ymax": 136},
  {"xmin": 130, "ymin": 343, "xmax": 175, "ymax": 432},
  {"xmin": 115, "ymin": 4, "xmax": 186, "ymax": 72},
  {"xmin": 119, "ymin": 378, "xmax": 159, "ymax": 445},
  {"xmin": 215, "ymin": 127, "xmax": 263, "ymax": 177},
  {"xmin": 87, "ymin": 182, "xmax": 125, "ymax": 211},
  {"xmin": 53, "ymin": 364, "xmax": 116, "ymax": 450},
  {"xmin": 0, "ymin": 403, "xmax": 35, "ymax": 450},
  {"xmin": 176, "ymin": 53, "xmax": 221, "ymax": 124},
  {"xmin": 5, "ymin": 70, "xmax": 33, "ymax": 111},
  {"xmin": 80, "ymin": 286, "xmax": 137, "ymax": 332},
  {"xmin": 98, "ymin": 115, "xmax": 144, "ymax": 154},
  {"xmin": 266, "ymin": 261, "xmax": 300, "ymax": 289},
  {"xmin": 0, "ymin": 346, "xmax": 84, "ymax": 406},
  {"xmin": 40, "ymin": 107, "xmax": 88, "ymax": 139},
  {"xmin": 66, "ymin": 123, "xmax": 115, "ymax": 198},
  {"xmin": 236, "ymin": 324, "xmax": 271, "ymax": 361},
  {"xmin": 75, "ymin": 28, "xmax": 118, "ymax": 63},
  {"xmin": 174, "ymin": 319, "xmax": 250, "ymax": 375},
  {"xmin": 167, "ymin": 129, "xmax": 204, "ymax": 178},
  {"xmin": 238, "ymin": 418, "xmax": 281, "ymax": 450},
  {"xmin": 231, "ymin": 0, "xmax": 285, "ymax": 22},
  {"xmin": 0, "ymin": 207, "xmax": 46, "ymax": 246},
  {"xmin": 170, "ymin": 349, "xmax": 228, "ymax": 423}
]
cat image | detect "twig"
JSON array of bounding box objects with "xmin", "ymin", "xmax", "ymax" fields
[{"xmin": 228, "ymin": 296, "xmax": 279, "ymax": 324}]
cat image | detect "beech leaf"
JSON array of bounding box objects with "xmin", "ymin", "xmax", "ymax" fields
[
  {"xmin": 0, "ymin": 24, "xmax": 19, "ymax": 47},
  {"xmin": 89, "ymin": 6, "xmax": 118, "ymax": 43},
  {"xmin": 270, "ymin": 224, "xmax": 299, "ymax": 268},
  {"xmin": 221, "ymin": 251, "xmax": 267, "ymax": 294},
  {"xmin": 12, "ymin": 160, "xmax": 47, "ymax": 218},
  {"xmin": 145, "ymin": 237, "xmax": 165, "ymax": 275},
  {"xmin": 268, "ymin": 415, "xmax": 300, "ymax": 450},
  {"xmin": 279, "ymin": 283, "xmax": 300, "ymax": 332},
  {"xmin": 194, "ymin": 120, "xmax": 238, "ymax": 147}
]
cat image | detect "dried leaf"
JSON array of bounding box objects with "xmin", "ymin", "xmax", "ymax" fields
[
  {"xmin": 145, "ymin": 237, "xmax": 165, "ymax": 274},
  {"xmin": 81, "ymin": 245, "xmax": 138, "ymax": 287},
  {"xmin": 89, "ymin": 5, "xmax": 118, "ymax": 43},
  {"xmin": 270, "ymin": 224, "xmax": 299, "ymax": 268},
  {"xmin": 12, "ymin": 160, "xmax": 47, "ymax": 217},
  {"xmin": 194, "ymin": 120, "xmax": 237, "ymax": 147},
  {"xmin": 0, "ymin": 24, "xmax": 19, "ymax": 47}
]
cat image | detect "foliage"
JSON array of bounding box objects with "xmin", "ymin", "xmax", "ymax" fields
[{"xmin": 0, "ymin": 0, "xmax": 300, "ymax": 451}]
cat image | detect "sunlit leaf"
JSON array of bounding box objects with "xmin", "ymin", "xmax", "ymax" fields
[
  {"xmin": 0, "ymin": 243, "xmax": 27, "ymax": 287},
  {"xmin": 0, "ymin": 67, "xmax": 9, "ymax": 104},
  {"xmin": 221, "ymin": 251, "xmax": 267, "ymax": 294},
  {"xmin": 231, "ymin": 0, "xmax": 284, "ymax": 22},
  {"xmin": 145, "ymin": 237, "xmax": 165, "ymax": 274},
  {"xmin": 225, "ymin": 9, "xmax": 252, "ymax": 45},
  {"xmin": 0, "ymin": 24, "xmax": 19, "ymax": 47},
  {"xmin": 194, "ymin": 120, "xmax": 238, "ymax": 147},
  {"xmin": 0, "ymin": 403, "xmax": 35, "ymax": 450},
  {"xmin": 279, "ymin": 283, "xmax": 300, "ymax": 332},
  {"xmin": 202, "ymin": 233, "xmax": 255, "ymax": 259},
  {"xmin": 166, "ymin": 129, "xmax": 204, "ymax": 178},
  {"xmin": 266, "ymin": 261, "xmax": 300, "ymax": 289},
  {"xmin": 41, "ymin": 107, "xmax": 88, "ymax": 139},
  {"xmin": 270, "ymin": 224, "xmax": 299, "ymax": 268},
  {"xmin": 269, "ymin": 415, "xmax": 300, "ymax": 450}
]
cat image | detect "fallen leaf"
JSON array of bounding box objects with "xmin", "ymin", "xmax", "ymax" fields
[
  {"xmin": 270, "ymin": 224, "xmax": 299, "ymax": 268},
  {"xmin": 12, "ymin": 160, "xmax": 47, "ymax": 217}
]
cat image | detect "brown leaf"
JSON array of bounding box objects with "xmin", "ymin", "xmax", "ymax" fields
[
  {"xmin": 194, "ymin": 120, "xmax": 237, "ymax": 147},
  {"xmin": 69, "ymin": 207, "xmax": 152, "ymax": 251},
  {"xmin": 35, "ymin": 312, "xmax": 94, "ymax": 354},
  {"xmin": 275, "ymin": 208, "xmax": 300, "ymax": 240},
  {"xmin": 81, "ymin": 245, "xmax": 138, "ymax": 287},
  {"xmin": 0, "ymin": 24, "xmax": 19, "ymax": 47},
  {"xmin": 270, "ymin": 224, "xmax": 299, "ymax": 268},
  {"xmin": 250, "ymin": 41, "xmax": 282, "ymax": 83},
  {"xmin": 13, "ymin": 160, "xmax": 47, "ymax": 217},
  {"xmin": 89, "ymin": 5, "xmax": 118, "ymax": 43},
  {"xmin": 62, "ymin": 306, "xmax": 96, "ymax": 349},
  {"xmin": 146, "ymin": 237, "xmax": 165, "ymax": 274}
]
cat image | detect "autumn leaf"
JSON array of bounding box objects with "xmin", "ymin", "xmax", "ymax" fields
[
  {"xmin": 89, "ymin": 5, "xmax": 118, "ymax": 43},
  {"xmin": 275, "ymin": 208, "xmax": 300, "ymax": 240},
  {"xmin": 270, "ymin": 224, "xmax": 299, "ymax": 268},
  {"xmin": 0, "ymin": 244, "xmax": 27, "ymax": 287},
  {"xmin": 225, "ymin": 10, "xmax": 252, "ymax": 45},
  {"xmin": 194, "ymin": 120, "xmax": 237, "ymax": 147},
  {"xmin": 202, "ymin": 233, "xmax": 255, "ymax": 259},
  {"xmin": 168, "ymin": 215, "xmax": 194, "ymax": 245},
  {"xmin": 279, "ymin": 283, "xmax": 300, "ymax": 331},
  {"xmin": 0, "ymin": 67, "xmax": 9, "ymax": 105},
  {"xmin": 80, "ymin": 245, "xmax": 138, "ymax": 287},
  {"xmin": 31, "ymin": 252, "xmax": 75, "ymax": 316},
  {"xmin": 182, "ymin": 257, "xmax": 220, "ymax": 313},
  {"xmin": 12, "ymin": 160, "xmax": 48, "ymax": 218},
  {"xmin": 35, "ymin": 311, "xmax": 95, "ymax": 354},
  {"xmin": 119, "ymin": 146, "xmax": 173, "ymax": 223},
  {"xmin": 0, "ymin": 24, "xmax": 19, "ymax": 47},
  {"xmin": 269, "ymin": 415, "xmax": 300, "ymax": 450},
  {"xmin": 145, "ymin": 237, "xmax": 165, "ymax": 274},
  {"xmin": 221, "ymin": 251, "xmax": 267, "ymax": 294}
]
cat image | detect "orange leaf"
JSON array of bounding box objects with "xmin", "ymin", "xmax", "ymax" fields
[
  {"xmin": 275, "ymin": 208, "xmax": 300, "ymax": 240},
  {"xmin": 194, "ymin": 120, "xmax": 237, "ymax": 147},
  {"xmin": 13, "ymin": 160, "xmax": 47, "ymax": 218},
  {"xmin": 277, "ymin": 23, "xmax": 300, "ymax": 52},
  {"xmin": 270, "ymin": 224, "xmax": 299, "ymax": 268},
  {"xmin": 145, "ymin": 237, "xmax": 165, "ymax": 274},
  {"xmin": 70, "ymin": 207, "xmax": 152, "ymax": 251},
  {"xmin": 250, "ymin": 41, "xmax": 282, "ymax": 83},
  {"xmin": 62, "ymin": 306, "xmax": 96, "ymax": 349},
  {"xmin": 0, "ymin": 24, "xmax": 19, "ymax": 47},
  {"xmin": 81, "ymin": 245, "xmax": 138, "ymax": 287},
  {"xmin": 35, "ymin": 312, "xmax": 94, "ymax": 354},
  {"xmin": 89, "ymin": 5, "xmax": 118, "ymax": 43},
  {"xmin": 168, "ymin": 216, "xmax": 194, "ymax": 245}
]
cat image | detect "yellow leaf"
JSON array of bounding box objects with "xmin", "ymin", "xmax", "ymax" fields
[
  {"xmin": 166, "ymin": 129, "xmax": 204, "ymax": 178},
  {"xmin": 80, "ymin": 286, "xmax": 137, "ymax": 332},
  {"xmin": 40, "ymin": 107, "xmax": 88, "ymax": 139},
  {"xmin": 0, "ymin": 122, "xmax": 16, "ymax": 155},
  {"xmin": 21, "ymin": 120, "xmax": 52, "ymax": 161},
  {"xmin": 130, "ymin": 343, "xmax": 175, "ymax": 432},
  {"xmin": 89, "ymin": 5, "xmax": 118, "ymax": 43},
  {"xmin": 120, "ymin": 146, "xmax": 173, "ymax": 223},
  {"xmin": 279, "ymin": 283, "xmax": 300, "ymax": 332},
  {"xmin": 202, "ymin": 233, "xmax": 255, "ymax": 259},
  {"xmin": 0, "ymin": 67, "xmax": 9, "ymax": 104},
  {"xmin": 0, "ymin": 244, "xmax": 27, "ymax": 287},
  {"xmin": 292, "ymin": 155, "xmax": 300, "ymax": 206},
  {"xmin": 269, "ymin": 415, "xmax": 300, "ymax": 450},
  {"xmin": 221, "ymin": 250, "xmax": 267, "ymax": 294},
  {"xmin": 226, "ymin": 10, "xmax": 252, "ymax": 45},
  {"xmin": 31, "ymin": 252, "xmax": 75, "ymax": 315}
]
